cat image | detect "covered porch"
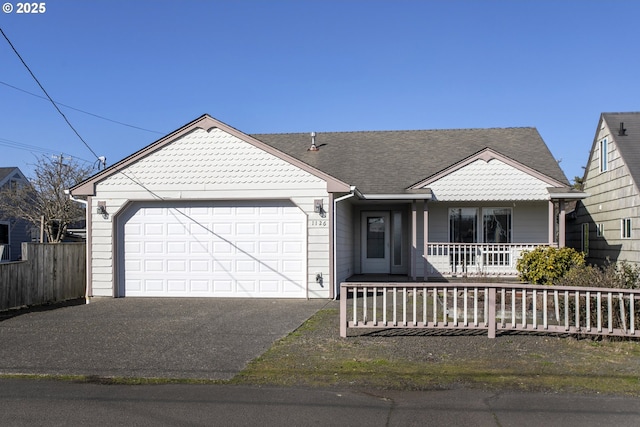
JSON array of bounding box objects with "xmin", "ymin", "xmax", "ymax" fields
[{"xmin": 332, "ymin": 192, "xmax": 579, "ymax": 290}]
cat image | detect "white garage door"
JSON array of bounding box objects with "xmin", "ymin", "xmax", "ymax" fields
[{"xmin": 119, "ymin": 201, "xmax": 307, "ymax": 298}]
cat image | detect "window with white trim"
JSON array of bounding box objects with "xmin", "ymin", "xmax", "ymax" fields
[
  {"xmin": 599, "ymin": 138, "xmax": 608, "ymax": 172},
  {"xmin": 483, "ymin": 208, "xmax": 512, "ymax": 243},
  {"xmin": 449, "ymin": 208, "xmax": 478, "ymax": 243},
  {"xmin": 622, "ymin": 218, "xmax": 632, "ymax": 239}
]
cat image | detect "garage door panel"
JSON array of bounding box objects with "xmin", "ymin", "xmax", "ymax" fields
[
  {"xmin": 190, "ymin": 259, "xmax": 210, "ymax": 272},
  {"xmin": 121, "ymin": 201, "xmax": 306, "ymax": 297}
]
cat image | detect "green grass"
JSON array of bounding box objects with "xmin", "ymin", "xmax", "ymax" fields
[{"xmin": 233, "ymin": 307, "xmax": 640, "ymax": 395}]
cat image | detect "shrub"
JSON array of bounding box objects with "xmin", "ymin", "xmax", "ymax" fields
[
  {"xmin": 516, "ymin": 246, "xmax": 585, "ymax": 285},
  {"xmin": 554, "ymin": 261, "xmax": 640, "ymax": 333},
  {"xmin": 555, "ymin": 260, "xmax": 640, "ymax": 290}
]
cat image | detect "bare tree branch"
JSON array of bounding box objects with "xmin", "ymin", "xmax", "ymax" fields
[{"xmin": 0, "ymin": 156, "xmax": 92, "ymax": 243}]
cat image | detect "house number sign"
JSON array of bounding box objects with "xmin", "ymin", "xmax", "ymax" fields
[{"xmin": 310, "ymin": 220, "xmax": 327, "ymax": 227}]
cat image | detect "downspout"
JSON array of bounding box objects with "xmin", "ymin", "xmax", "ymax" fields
[
  {"xmin": 66, "ymin": 191, "xmax": 90, "ymax": 304},
  {"xmin": 332, "ymin": 186, "xmax": 359, "ymax": 300}
]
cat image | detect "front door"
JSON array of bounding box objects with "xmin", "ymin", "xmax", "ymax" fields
[{"xmin": 361, "ymin": 212, "xmax": 390, "ymax": 273}]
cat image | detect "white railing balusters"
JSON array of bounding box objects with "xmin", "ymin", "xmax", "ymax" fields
[
  {"xmin": 586, "ymin": 291, "xmax": 591, "ymax": 332},
  {"xmin": 575, "ymin": 291, "xmax": 580, "ymax": 331},
  {"xmin": 425, "ymin": 243, "xmax": 548, "ymax": 276},
  {"xmin": 463, "ymin": 287, "xmax": 468, "ymax": 327},
  {"xmin": 423, "ymin": 287, "xmax": 427, "ymax": 326},
  {"xmin": 393, "ymin": 289, "xmax": 397, "ymax": 326},
  {"xmin": 402, "ymin": 287, "xmax": 407, "ymax": 327},
  {"xmin": 453, "ymin": 287, "xmax": 458, "ymax": 327},
  {"xmin": 383, "ymin": 287, "xmax": 388, "ymax": 326},
  {"xmin": 631, "ymin": 295, "xmax": 635, "ymax": 335},
  {"xmin": 533, "ymin": 289, "xmax": 537, "ymax": 329},
  {"xmin": 619, "ymin": 293, "xmax": 626, "ymax": 334},
  {"xmin": 608, "ymin": 292, "xmax": 613, "ymax": 334},
  {"xmin": 511, "ymin": 288, "xmax": 516, "ymax": 328},
  {"xmin": 353, "ymin": 287, "xmax": 358, "ymax": 325},
  {"xmin": 522, "ymin": 289, "xmax": 527, "ymax": 329},
  {"xmin": 413, "ymin": 287, "xmax": 418, "ymax": 326},
  {"xmin": 500, "ymin": 288, "xmax": 506, "ymax": 327},
  {"xmin": 473, "ymin": 287, "xmax": 478, "ymax": 327},
  {"xmin": 363, "ymin": 287, "xmax": 368, "ymax": 324},
  {"xmin": 443, "ymin": 288, "xmax": 448, "ymax": 326},
  {"xmin": 597, "ymin": 292, "xmax": 602, "ymax": 333},
  {"xmin": 543, "ymin": 289, "xmax": 548, "ymax": 330},
  {"xmin": 564, "ymin": 291, "xmax": 570, "ymax": 331},
  {"xmin": 373, "ymin": 287, "xmax": 378, "ymax": 326},
  {"xmin": 432, "ymin": 287, "xmax": 437, "ymax": 325}
]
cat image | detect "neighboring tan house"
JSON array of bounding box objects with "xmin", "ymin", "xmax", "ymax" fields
[
  {"xmin": 568, "ymin": 112, "xmax": 640, "ymax": 265},
  {"xmin": 0, "ymin": 167, "xmax": 31, "ymax": 262},
  {"xmin": 70, "ymin": 114, "xmax": 584, "ymax": 299}
]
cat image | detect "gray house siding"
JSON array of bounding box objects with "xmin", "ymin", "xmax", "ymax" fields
[{"xmin": 570, "ymin": 113, "xmax": 640, "ymax": 265}]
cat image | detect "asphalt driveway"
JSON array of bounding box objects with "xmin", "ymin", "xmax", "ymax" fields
[{"xmin": 0, "ymin": 298, "xmax": 329, "ymax": 380}]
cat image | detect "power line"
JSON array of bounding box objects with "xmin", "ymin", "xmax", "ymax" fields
[
  {"xmin": 0, "ymin": 136, "xmax": 93, "ymax": 164},
  {"xmin": 0, "ymin": 80, "xmax": 165, "ymax": 135},
  {"xmin": 0, "ymin": 26, "xmax": 101, "ymax": 161}
]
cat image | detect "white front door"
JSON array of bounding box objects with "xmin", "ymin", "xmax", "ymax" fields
[{"xmin": 361, "ymin": 211, "xmax": 390, "ymax": 274}]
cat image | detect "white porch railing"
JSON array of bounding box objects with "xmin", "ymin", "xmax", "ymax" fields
[
  {"xmin": 426, "ymin": 243, "xmax": 549, "ymax": 276},
  {"xmin": 340, "ymin": 283, "xmax": 640, "ymax": 339},
  {"xmin": 0, "ymin": 244, "xmax": 9, "ymax": 262}
]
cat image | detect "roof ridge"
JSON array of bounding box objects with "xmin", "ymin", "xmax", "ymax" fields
[{"xmin": 251, "ymin": 127, "xmax": 537, "ymax": 136}]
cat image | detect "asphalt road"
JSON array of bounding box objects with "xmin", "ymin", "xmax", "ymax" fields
[{"xmin": 1, "ymin": 379, "xmax": 639, "ymax": 426}]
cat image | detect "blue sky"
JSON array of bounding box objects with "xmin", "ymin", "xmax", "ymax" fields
[{"xmin": 1, "ymin": 0, "xmax": 638, "ymax": 182}]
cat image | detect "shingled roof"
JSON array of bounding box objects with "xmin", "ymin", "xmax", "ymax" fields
[
  {"xmin": 253, "ymin": 127, "xmax": 569, "ymax": 194},
  {"xmin": 601, "ymin": 112, "xmax": 640, "ymax": 189}
]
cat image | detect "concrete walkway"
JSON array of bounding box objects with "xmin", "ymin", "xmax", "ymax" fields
[{"xmin": 0, "ymin": 297, "xmax": 329, "ymax": 380}]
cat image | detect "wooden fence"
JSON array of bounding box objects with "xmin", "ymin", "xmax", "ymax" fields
[
  {"xmin": 341, "ymin": 282, "xmax": 640, "ymax": 339},
  {"xmin": 0, "ymin": 243, "xmax": 86, "ymax": 311}
]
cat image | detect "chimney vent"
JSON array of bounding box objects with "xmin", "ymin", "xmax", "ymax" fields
[
  {"xmin": 308, "ymin": 132, "xmax": 319, "ymax": 151},
  {"xmin": 619, "ymin": 122, "xmax": 627, "ymax": 136}
]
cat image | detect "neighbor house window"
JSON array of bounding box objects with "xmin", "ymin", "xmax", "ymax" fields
[
  {"xmin": 599, "ymin": 138, "xmax": 608, "ymax": 172},
  {"xmin": 449, "ymin": 208, "xmax": 477, "ymax": 243},
  {"xmin": 483, "ymin": 208, "xmax": 512, "ymax": 243},
  {"xmin": 0, "ymin": 222, "xmax": 8, "ymax": 245},
  {"xmin": 596, "ymin": 223, "xmax": 604, "ymax": 238},
  {"xmin": 622, "ymin": 218, "xmax": 632, "ymax": 239}
]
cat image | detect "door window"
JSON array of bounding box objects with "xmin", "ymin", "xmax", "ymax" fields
[{"xmin": 366, "ymin": 216, "xmax": 386, "ymax": 258}]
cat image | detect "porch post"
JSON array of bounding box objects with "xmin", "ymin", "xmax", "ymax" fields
[
  {"xmin": 548, "ymin": 200, "xmax": 555, "ymax": 245},
  {"xmin": 558, "ymin": 199, "xmax": 566, "ymax": 248},
  {"xmin": 423, "ymin": 201, "xmax": 429, "ymax": 280},
  {"xmin": 328, "ymin": 193, "xmax": 335, "ymax": 300},
  {"xmin": 411, "ymin": 200, "xmax": 417, "ymax": 280}
]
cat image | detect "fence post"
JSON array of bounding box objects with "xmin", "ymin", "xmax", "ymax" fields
[
  {"xmin": 340, "ymin": 283, "xmax": 347, "ymax": 338},
  {"xmin": 488, "ymin": 287, "xmax": 496, "ymax": 338}
]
